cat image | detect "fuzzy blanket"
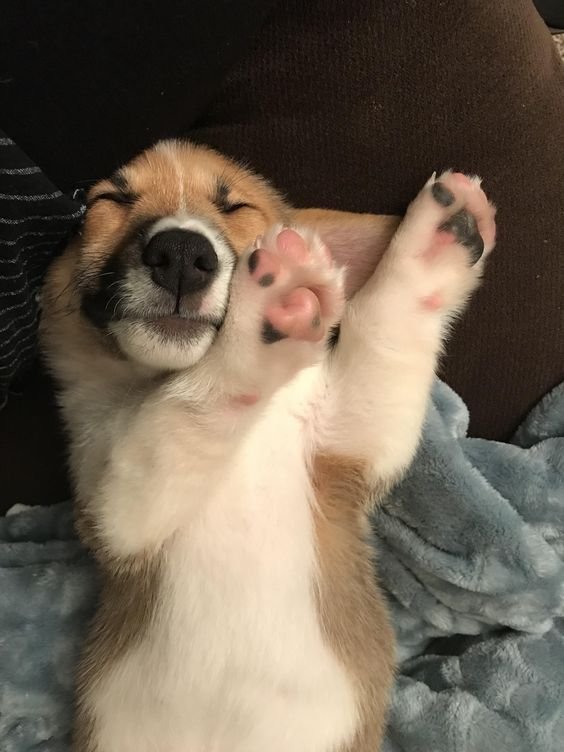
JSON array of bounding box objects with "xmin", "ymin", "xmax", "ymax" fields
[{"xmin": 1, "ymin": 380, "xmax": 563, "ymax": 752}]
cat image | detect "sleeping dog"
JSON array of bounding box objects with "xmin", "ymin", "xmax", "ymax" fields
[{"xmin": 41, "ymin": 140, "xmax": 496, "ymax": 752}]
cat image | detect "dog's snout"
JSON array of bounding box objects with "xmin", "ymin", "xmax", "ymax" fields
[{"xmin": 143, "ymin": 229, "xmax": 218, "ymax": 296}]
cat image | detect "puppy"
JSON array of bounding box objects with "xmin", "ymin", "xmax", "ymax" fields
[{"xmin": 41, "ymin": 140, "xmax": 496, "ymax": 752}]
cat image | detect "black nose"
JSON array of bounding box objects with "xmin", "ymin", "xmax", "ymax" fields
[{"xmin": 142, "ymin": 229, "xmax": 219, "ymax": 296}]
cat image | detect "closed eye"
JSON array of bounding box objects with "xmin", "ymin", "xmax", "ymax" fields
[
  {"xmin": 214, "ymin": 181, "xmax": 254, "ymax": 214},
  {"xmin": 88, "ymin": 191, "xmax": 138, "ymax": 208},
  {"xmin": 221, "ymin": 201, "xmax": 253, "ymax": 214}
]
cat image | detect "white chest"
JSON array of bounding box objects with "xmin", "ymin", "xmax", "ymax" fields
[{"xmin": 90, "ymin": 384, "xmax": 358, "ymax": 752}]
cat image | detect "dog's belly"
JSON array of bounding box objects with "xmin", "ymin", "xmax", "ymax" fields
[{"xmin": 89, "ymin": 383, "xmax": 358, "ymax": 752}]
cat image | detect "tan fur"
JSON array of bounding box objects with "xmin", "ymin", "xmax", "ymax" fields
[
  {"xmin": 80, "ymin": 141, "xmax": 289, "ymax": 273},
  {"xmin": 74, "ymin": 550, "xmax": 163, "ymax": 752},
  {"xmin": 42, "ymin": 244, "xmax": 128, "ymax": 390},
  {"xmin": 312, "ymin": 455, "xmax": 396, "ymax": 751}
]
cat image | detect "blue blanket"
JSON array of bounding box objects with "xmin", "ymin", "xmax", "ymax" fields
[{"xmin": 1, "ymin": 380, "xmax": 563, "ymax": 752}]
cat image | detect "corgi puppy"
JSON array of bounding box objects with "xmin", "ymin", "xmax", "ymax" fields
[{"xmin": 41, "ymin": 140, "xmax": 496, "ymax": 752}]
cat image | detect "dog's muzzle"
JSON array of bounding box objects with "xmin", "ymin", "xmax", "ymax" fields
[{"xmin": 143, "ymin": 229, "xmax": 219, "ymax": 298}]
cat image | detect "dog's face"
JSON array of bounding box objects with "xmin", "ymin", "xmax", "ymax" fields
[
  {"xmin": 43, "ymin": 139, "xmax": 398, "ymax": 379},
  {"xmin": 57, "ymin": 140, "xmax": 290, "ymax": 371}
]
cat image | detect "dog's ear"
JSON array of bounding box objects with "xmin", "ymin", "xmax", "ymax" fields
[{"xmin": 291, "ymin": 209, "xmax": 400, "ymax": 298}]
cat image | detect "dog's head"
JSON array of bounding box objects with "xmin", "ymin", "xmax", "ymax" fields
[
  {"xmin": 45, "ymin": 140, "xmax": 290, "ymax": 372},
  {"xmin": 42, "ymin": 140, "xmax": 398, "ymax": 379}
]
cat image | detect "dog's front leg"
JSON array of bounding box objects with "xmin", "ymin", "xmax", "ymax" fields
[
  {"xmin": 321, "ymin": 172, "xmax": 496, "ymax": 492},
  {"xmin": 83, "ymin": 226, "xmax": 345, "ymax": 559}
]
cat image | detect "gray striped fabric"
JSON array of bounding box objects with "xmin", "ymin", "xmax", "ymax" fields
[{"xmin": 0, "ymin": 131, "xmax": 84, "ymax": 397}]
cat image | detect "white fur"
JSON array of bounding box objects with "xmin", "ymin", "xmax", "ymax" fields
[
  {"xmin": 85, "ymin": 373, "xmax": 358, "ymax": 752},
  {"xmin": 111, "ymin": 215, "xmax": 235, "ymax": 372}
]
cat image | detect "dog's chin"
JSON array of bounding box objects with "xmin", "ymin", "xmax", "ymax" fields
[{"xmin": 110, "ymin": 317, "xmax": 218, "ymax": 372}]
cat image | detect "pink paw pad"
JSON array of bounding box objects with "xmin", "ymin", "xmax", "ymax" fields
[
  {"xmin": 276, "ymin": 228, "xmax": 311, "ymax": 263},
  {"xmin": 248, "ymin": 248, "xmax": 281, "ymax": 287},
  {"xmin": 246, "ymin": 228, "xmax": 341, "ymax": 345},
  {"xmin": 426, "ymin": 173, "xmax": 497, "ymax": 265},
  {"xmin": 451, "ymin": 172, "xmax": 474, "ymax": 188},
  {"xmin": 423, "ymin": 229, "xmax": 457, "ymax": 262},
  {"xmin": 247, "ymin": 230, "xmax": 312, "ymax": 290},
  {"xmin": 432, "ymin": 172, "xmax": 496, "ymax": 255},
  {"xmin": 264, "ymin": 287, "xmax": 323, "ymax": 344},
  {"xmin": 434, "ymin": 229, "xmax": 457, "ymax": 246}
]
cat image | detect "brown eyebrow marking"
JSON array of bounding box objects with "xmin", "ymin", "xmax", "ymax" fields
[
  {"xmin": 214, "ymin": 179, "xmax": 254, "ymax": 213},
  {"xmin": 87, "ymin": 191, "xmax": 138, "ymax": 208},
  {"xmin": 109, "ymin": 171, "xmax": 130, "ymax": 192},
  {"xmin": 215, "ymin": 181, "xmax": 230, "ymax": 208},
  {"xmin": 85, "ymin": 170, "xmax": 139, "ymax": 208}
]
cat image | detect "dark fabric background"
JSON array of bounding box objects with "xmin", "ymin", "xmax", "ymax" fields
[
  {"xmin": 534, "ymin": 0, "xmax": 564, "ymax": 27},
  {"xmin": 0, "ymin": 134, "xmax": 83, "ymax": 395},
  {"xmin": 0, "ymin": 0, "xmax": 563, "ymax": 509},
  {"xmin": 0, "ymin": 0, "xmax": 279, "ymax": 192}
]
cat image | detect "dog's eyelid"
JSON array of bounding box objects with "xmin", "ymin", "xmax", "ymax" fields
[
  {"xmin": 214, "ymin": 181, "xmax": 254, "ymax": 214},
  {"xmin": 221, "ymin": 201, "xmax": 255, "ymax": 214},
  {"xmin": 87, "ymin": 191, "xmax": 138, "ymax": 208}
]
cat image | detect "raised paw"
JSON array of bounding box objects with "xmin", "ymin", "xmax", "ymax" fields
[
  {"xmin": 215, "ymin": 226, "xmax": 345, "ymax": 398},
  {"xmin": 246, "ymin": 227, "xmax": 344, "ymax": 345},
  {"xmin": 389, "ymin": 170, "xmax": 496, "ymax": 315},
  {"xmin": 429, "ymin": 171, "xmax": 496, "ymax": 260}
]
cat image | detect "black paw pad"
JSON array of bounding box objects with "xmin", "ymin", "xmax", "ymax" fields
[
  {"xmin": 248, "ymin": 250, "xmax": 260, "ymax": 274},
  {"xmin": 262, "ymin": 321, "xmax": 287, "ymax": 344},
  {"xmin": 258, "ymin": 273, "xmax": 275, "ymax": 288},
  {"xmin": 440, "ymin": 210, "xmax": 484, "ymax": 265},
  {"xmin": 431, "ymin": 181, "xmax": 455, "ymax": 207}
]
